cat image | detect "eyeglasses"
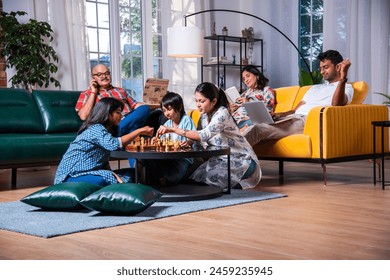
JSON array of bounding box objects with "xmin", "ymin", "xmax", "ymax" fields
[{"xmin": 93, "ymin": 71, "xmax": 111, "ymax": 78}]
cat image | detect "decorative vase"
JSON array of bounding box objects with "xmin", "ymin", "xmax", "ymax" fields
[{"xmin": 222, "ymin": 26, "xmax": 228, "ymax": 36}]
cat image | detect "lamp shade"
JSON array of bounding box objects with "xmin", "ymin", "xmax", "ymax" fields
[{"xmin": 167, "ymin": 26, "xmax": 204, "ymax": 58}]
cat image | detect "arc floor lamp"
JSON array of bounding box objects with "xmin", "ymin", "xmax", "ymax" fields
[{"xmin": 167, "ymin": 9, "xmax": 314, "ymax": 83}]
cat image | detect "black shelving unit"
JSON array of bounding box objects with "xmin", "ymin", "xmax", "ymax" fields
[{"xmin": 201, "ymin": 35, "xmax": 263, "ymax": 92}]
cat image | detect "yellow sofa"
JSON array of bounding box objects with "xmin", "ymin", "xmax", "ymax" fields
[{"xmin": 189, "ymin": 81, "xmax": 389, "ymax": 184}]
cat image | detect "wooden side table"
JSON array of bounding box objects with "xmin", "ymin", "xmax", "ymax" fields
[{"xmin": 372, "ymin": 121, "xmax": 390, "ymax": 189}]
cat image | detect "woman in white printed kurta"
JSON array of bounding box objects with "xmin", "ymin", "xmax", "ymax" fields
[{"xmin": 156, "ymin": 82, "xmax": 261, "ymax": 189}]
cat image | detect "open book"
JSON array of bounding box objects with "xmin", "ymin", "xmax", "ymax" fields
[{"xmin": 224, "ymin": 86, "xmax": 241, "ymax": 104}]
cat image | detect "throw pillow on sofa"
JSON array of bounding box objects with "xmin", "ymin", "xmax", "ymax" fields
[
  {"xmin": 21, "ymin": 182, "xmax": 102, "ymax": 210},
  {"xmin": 80, "ymin": 183, "xmax": 162, "ymax": 215}
]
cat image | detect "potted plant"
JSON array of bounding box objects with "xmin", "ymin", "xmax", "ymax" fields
[
  {"xmin": 374, "ymin": 92, "xmax": 390, "ymax": 106},
  {"xmin": 299, "ymin": 68, "xmax": 323, "ymax": 86},
  {"xmin": 0, "ymin": 11, "xmax": 60, "ymax": 90},
  {"xmin": 241, "ymin": 27, "xmax": 254, "ymax": 39}
]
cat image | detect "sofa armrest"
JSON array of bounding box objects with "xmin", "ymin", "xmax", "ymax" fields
[
  {"xmin": 188, "ymin": 109, "xmax": 201, "ymax": 128},
  {"xmin": 304, "ymin": 104, "xmax": 389, "ymax": 159}
]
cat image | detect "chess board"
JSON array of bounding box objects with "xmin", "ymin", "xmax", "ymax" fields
[{"xmin": 126, "ymin": 136, "xmax": 181, "ymax": 152}]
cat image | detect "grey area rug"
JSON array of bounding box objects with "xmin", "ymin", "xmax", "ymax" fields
[{"xmin": 0, "ymin": 189, "xmax": 286, "ymax": 238}]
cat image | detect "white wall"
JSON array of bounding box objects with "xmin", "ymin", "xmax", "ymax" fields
[
  {"xmin": 208, "ymin": 0, "xmax": 300, "ymax": 89},
  {"xmin": 3, "ymin": 0, "xmax": 32, "ymax": 18}
]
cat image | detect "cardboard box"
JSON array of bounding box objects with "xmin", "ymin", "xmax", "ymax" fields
[{"xmin": 142, "ymin": 78, "xmax": 169, "ymax": 106}]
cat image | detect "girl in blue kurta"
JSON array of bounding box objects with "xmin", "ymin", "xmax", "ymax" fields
[
  {"xmin": 143, "ymin": 92, "xmax": 196, "ymax": 186},
  {"xmin": 156, "ymin": 83, "xmax": 261, "ymax": 189},
  {"xmin": 54, "ymin": 97, "xmax": 154, "ymax": 186}
]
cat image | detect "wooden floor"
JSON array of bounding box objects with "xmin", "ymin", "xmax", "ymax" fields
[{"xmin": 1, "ymin": 159, "xmax": 390, "ymax": 260}]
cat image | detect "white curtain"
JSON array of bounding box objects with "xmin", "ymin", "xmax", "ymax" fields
[
  {"xmin": 323, "ymin": 0, "xmax": 390, "ymax": 104},
  {"xmin": 47, "ymin": 0, "xmax": 90, "ymax": 90},
  {"xmin": 3, "ymin": 0, "xmax": 89, "ymax": 90}
]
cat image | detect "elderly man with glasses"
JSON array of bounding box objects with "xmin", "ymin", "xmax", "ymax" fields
[{"xmin": 75, "ymin": 64, "xmax": 151, "ymax": 137}]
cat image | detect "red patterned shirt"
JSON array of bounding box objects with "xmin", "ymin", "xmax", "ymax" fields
[{"xmin": 75, "ymin": 86, "xmax": 137, "ymax": 115}]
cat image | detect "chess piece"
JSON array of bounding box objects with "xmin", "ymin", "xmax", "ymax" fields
[
  {"xmin": 173, "ymin": 140, "xmax": 180, "ymax": 149},
  {"xmin": 157, "ymin": 138, "xmax": 161, "ymax": 147}
]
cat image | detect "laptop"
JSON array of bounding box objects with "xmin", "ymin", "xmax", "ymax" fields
[
  {"xmin": 241, "ymin": 101, "xmax": 275, "ymax": 124},
  {"xmin": 241, "ymin": 101, "xmax": 298, "ymax": 125}
]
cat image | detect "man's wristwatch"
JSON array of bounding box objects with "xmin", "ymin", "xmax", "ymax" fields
[
  {"xmin": 340, "ymin": 78, "xmax": 348, "ymax": 83},
  {"xmin": 183, "ymin": 129, "xmax": 187, "ymax": 138}
]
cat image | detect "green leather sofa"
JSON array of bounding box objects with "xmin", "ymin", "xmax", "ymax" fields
[{"xmin": 0, "ymin": 88, "xmax": 82, "ymax": 187}]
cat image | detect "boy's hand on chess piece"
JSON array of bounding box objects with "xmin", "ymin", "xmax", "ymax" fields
[{"xmin": 156, "ymin": 125, "xmax": 171, "ymax": 138}]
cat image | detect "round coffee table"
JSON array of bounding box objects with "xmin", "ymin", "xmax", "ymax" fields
[{"xmin": 111, "ymin": 145, "xmax": 231, "ymax": 201}]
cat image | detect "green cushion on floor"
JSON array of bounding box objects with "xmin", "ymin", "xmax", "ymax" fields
[
  {"xmin": 20, "ymin": 182, "xmax": 102, "ymax": 210},
  {"xmin": 80, "ymin": 183, "xmax": 162, "ymax": 215}
]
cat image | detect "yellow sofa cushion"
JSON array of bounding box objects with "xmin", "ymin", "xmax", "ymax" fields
[
  {"xmin": 273, "ymin": 86, "xmax": 300, "ymax": 113},
  {"xmin": 252, "ymin": 134, "xmax": 312, "ymax": 158},
  {"xmin": 188, "ymin": 109, "xmax": 201, "ymax": 128},
  {"xmin": 293, "ymin": 86, "xmax": 311, "ymax": 108},
  {"xmin": 350, "ymin": 81, "xmax": 369, "ymax": 104}
]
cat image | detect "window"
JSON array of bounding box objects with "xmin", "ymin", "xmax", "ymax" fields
[
  {"xmin": 152, "ymin": 0, "xmax": 163, "ymax": 78},
  {"xmin": 119, "ymin": 0, "xmax": 143, "ymax": 100},
  {"xmin": 85, "ymin": 0, "xmax": 110, "ymax": 69},
  {"xmin": 299, "ymin": 0, "xmax": 323, "ymax": 72},
  {"xmin": 85, "ymin": 0, "xmax": 161, "ymax": 101}
]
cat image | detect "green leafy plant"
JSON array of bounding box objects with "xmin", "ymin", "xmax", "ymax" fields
[
  {"xmin": 299, "ymin": 68, "xmax": 322, "ymax": 86},
  {"xmin": 0, "ymin": 11, "xmax": 60, "ymax": 90},
  {"xmin": 241, "ymin": 27, "xmax": 254, "ymax": 39}
]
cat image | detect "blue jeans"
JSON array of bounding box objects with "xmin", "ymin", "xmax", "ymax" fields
[
  {"xmin": 64, "ymin": 168, "xmax": 134, "ymax": 187},
  {"xmin": 118, "ymin": 105, "xmax": 151, "ymax": 136},
  {"xmin": 65, "ymin": 175, "xmax": 109, "ymax": 187}
]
